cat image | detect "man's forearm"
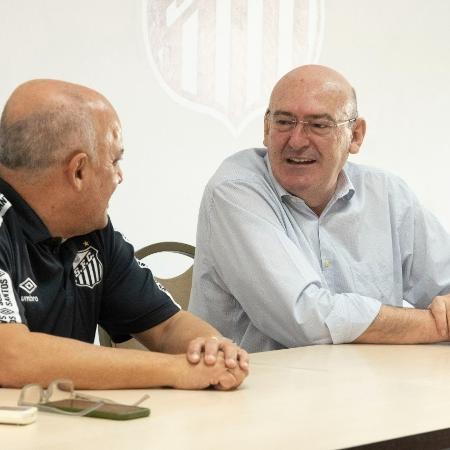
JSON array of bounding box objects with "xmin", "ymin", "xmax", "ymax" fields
[
  {"xmin": 0, "ymin": 324, "xmax": 180, "ymax": 389},
  {"xmin": 354, "ymin": 305, "xmax": 444, "ymax": 344},
  {"xmin": 1, "ymin": 323, "xmax": 247, "ymax": 390}
]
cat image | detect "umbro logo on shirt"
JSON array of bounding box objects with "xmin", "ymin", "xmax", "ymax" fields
[
  {"xmin": 19, "ymin": 277, "xmax": 39, "ymax": 303},
  {"xmin": 19, "ymin": 277, "xmax": 37, "ymax": 294}
]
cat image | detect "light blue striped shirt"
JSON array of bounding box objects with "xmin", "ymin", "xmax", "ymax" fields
[{"xmin": 189, "ymin": 148, "xmax": 450, "ymax": 352}]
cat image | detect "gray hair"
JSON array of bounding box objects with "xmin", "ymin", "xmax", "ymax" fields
[
  {"xmin": 348, "ymin": 87, "xmax": 358, "ymax": 119},
  {"xmin": 0, "ymin": 105, "xmax": 96, "ymax": 170}
]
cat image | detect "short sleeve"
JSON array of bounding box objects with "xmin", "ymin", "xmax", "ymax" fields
[{"xmin": 97, "ymin": 224, "xmax": 180, "ymax": 343}]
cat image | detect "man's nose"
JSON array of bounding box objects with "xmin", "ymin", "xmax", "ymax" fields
[
  {"xmin": 288, "ymin": 122, "xmax": 310, "ymax": 147},
  {"xmin": 117, "ymin": 167, "xmax": 123, "ymax": 185}
]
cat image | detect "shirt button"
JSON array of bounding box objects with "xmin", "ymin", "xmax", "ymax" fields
[{"xmin": 323, "ymin": 259, "xmax": 331, "ymax": 269}]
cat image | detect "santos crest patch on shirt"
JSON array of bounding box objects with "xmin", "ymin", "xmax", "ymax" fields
[{"xmin": 72, "ymin": 245, "xmax": 103, "ymax": 289}]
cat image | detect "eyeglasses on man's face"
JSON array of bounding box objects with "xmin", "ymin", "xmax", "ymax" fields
[
  {"xmin": 17, "ymin": 379, "xmax": 149, "ymax": 417},
  {"xmin": 267, "ymin": 111, "xmax": 357, "ymax": 137}
]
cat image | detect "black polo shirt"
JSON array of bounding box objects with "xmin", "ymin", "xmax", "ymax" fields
[{"xmin": 0, "ymin": 178, "xmax": 180, "ymax": 343}]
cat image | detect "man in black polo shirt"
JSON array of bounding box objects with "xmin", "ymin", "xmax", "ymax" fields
[{"xmin": 0, "ymin": 79, "xmax": 249, "ymax": 390}]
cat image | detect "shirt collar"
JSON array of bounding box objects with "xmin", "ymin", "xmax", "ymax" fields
[
  {"xmin": 264, "ymin": 154, "xmax": 355, "ymax": 205},
  {"xmin": 0, "ymin": 178, "xmax": 55, "ymax": 244},
  {"xmin": 334, "ymin": 167, "xmax": 355, "ymax": 202}
]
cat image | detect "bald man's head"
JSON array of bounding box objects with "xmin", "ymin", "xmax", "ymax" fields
[
  {"xmin": 0, "ymin": 79, "xmax": 114, "ymax": 171},
  {"xmin": 269, "ymin": 65, "xmax": 358, "ymax": 119}
]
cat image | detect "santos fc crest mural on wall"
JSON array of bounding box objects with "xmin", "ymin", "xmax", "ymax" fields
[{"xmin": 144, "ymin": 0, "xmax": 324, "ymax": 135}]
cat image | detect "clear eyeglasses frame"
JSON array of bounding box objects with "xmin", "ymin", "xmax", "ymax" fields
[
  {"xmin": 17, "ymin": 379, "xmax": 149, "ymax": 417},
  {"xmin": 266, "ymin": 110, "xmax": 357, "ymax": 137}
]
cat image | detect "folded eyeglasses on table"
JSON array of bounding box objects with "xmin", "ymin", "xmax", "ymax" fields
[{"xmin": 18, "ymin": 379, "xmax": 149, "ymax": 417}]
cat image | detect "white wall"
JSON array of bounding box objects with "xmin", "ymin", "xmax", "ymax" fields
[{"xmin": 1, "ymin": 0, "xmax": 449, "ymax": 275}]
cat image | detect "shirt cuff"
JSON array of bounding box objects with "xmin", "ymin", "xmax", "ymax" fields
[{"xmin": 325, "ymin": 294, "xmax": 382, "ymax": 344}]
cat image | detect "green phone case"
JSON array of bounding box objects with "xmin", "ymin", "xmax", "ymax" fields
[{"xmin": 42, "ymin": 399, "xmax": 150, "ymax": 420}]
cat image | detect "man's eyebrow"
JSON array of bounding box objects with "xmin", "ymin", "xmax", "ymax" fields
[
  {"xmin": 272, "ymin": 110, "xmax": 296, "ymax": 117},
  {"xmin": 272, "ymin": 110, "xmax": 335, "ymax": 121},
  {"xmin": 304, "ymin": 113, "xmax": 335, "ymax": 121}
]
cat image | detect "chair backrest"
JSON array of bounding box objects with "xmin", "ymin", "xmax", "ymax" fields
[
  {"xmin": 135, "ymin": 242, "xmax": 195, "ymax": 311},
  {"xmin": 98, "ymin": 241, "xmax": 195, "ymax": 350}
]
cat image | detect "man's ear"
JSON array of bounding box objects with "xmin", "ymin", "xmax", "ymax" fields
[
  {"xmin": 66, "ymin": 152, "xmax": 89, "ymax": 191},
  {"xmin": 348, "ymin": 117, "xmax": 366, "ymax": 155},
  {"xmin": 263, "ymin": 109, "xmax": 270, "ymax": 147}
]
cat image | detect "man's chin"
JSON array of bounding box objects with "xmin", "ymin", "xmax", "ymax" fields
[
  {"xmin": 79, "ymin": 216, "xmax": 109, "ymax": 236},
  {"xmin": 98, "ymin": 215, "xmax": 109, "ymax": 230},
  {"xmin": 282, "ymin": 179, "xmax": 315, "ymax": 199}
]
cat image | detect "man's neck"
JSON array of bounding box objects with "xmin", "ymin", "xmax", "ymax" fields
[{"xmin": 0, "ymin": 166, "xmax": 68, "ymax": 237}]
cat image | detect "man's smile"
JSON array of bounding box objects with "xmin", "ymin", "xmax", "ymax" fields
[{"xmin": 286, "ymin": 157, "xmax": 316, "ymax": 165}]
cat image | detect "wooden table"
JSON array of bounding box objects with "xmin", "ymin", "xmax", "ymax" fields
[{"xmin": 2, "ymin": 344, "xmax": 450, "ymax": 450}]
